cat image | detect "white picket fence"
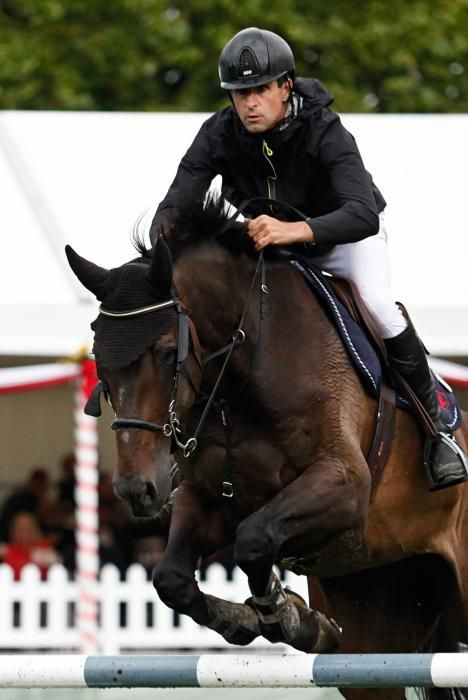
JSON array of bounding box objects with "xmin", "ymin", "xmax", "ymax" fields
[{"xmin": 0, "ymin": 562, "xmax": 308, "ymax": 654}]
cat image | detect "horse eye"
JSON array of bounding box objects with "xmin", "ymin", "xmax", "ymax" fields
[{"xmin": 156, "ymin": 347, "xmax": 177, "ymax": 366}]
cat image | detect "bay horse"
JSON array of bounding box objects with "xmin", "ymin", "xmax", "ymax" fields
[{"xmin": 66, "ymin": 197, "xmax": 468, "ymax": 700}]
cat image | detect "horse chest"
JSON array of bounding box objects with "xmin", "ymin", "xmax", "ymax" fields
[{"xmin": 183, "ymin": 437, "xmax": 298, "ymax": 511}]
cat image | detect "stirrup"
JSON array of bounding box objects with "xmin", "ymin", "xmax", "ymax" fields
[{"xmin": 424, "ymin": 431, "xmax": 468, "ymax": 492}]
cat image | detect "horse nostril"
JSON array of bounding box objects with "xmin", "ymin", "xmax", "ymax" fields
[
  {"xmin": 113, "ymin": 474, "xmax": 160, "ymax": 517},
  {"xmin": 141, "ymin": 481, "xmax": 158, "ymax": 510}
]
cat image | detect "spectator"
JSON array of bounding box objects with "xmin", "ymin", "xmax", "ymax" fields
[
  {"xmin": 3, "ymin": 511, "xmax": 61, "ymax": 579},
  {"xmin": 0, "ymin": 466, "xmax": 53, "ymax": 541}
]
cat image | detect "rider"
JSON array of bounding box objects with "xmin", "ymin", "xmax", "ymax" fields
[{"xmin": 149, "ymin": 26, "xmax": 468, "ymax": 491}]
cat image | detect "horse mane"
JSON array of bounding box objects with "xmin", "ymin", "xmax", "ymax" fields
[
  {"xmin": 131, "ymin": 194, "xmax": 254, "ymax": 261},
  {"xmin": 131, "ymin": 212, "xmax": 153, "ymax": 261}
]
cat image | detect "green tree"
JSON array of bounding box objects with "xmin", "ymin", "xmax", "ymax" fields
[{"xmin": 0, "ymin": 0, "xmax": 467, "ymax": 112}]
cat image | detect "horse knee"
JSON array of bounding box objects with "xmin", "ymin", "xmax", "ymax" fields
[
  {"xmin": 234, "ymin": 517, "xmax": 278, "ymax": 569},
  {"xmin": 152, "ymin": 562, "xmax": 196, "ymax": 611}
]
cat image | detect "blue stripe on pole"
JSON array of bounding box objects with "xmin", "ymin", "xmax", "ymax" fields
[
  {"xmin": 84, "ymin": 655, "xmax": 200, "ymax": 688},
  {"xmin": 312, "ymin": 654, "xmax": 434, "ymax": 688}
]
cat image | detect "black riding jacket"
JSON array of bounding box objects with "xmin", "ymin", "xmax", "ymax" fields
[{"xmin": 150, "ymin": 78, "xmax": 386, "ymax": 255}]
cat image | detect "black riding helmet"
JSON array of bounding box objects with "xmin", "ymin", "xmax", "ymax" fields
[{"xmin": 218, "ymin": 27, "xmax": 295, "ymax": 90}]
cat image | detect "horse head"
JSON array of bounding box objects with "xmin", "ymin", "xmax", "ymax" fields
[{"xmin": 65, "ymin": 238, "xmax": 201, "ymax": 518}]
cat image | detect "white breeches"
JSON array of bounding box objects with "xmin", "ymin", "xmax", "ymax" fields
[{"xmin": 312, "ymin": 211, "xmax": 407, "ymax": 339}]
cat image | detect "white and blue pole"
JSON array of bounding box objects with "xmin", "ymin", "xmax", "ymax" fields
[{"xmin": 1, "ymin": 654, "xmax": 468, "ymax": 689}]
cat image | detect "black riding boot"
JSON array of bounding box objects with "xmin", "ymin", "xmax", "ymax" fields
[{"xmin": 385, "ymin": 321, "xmax": 468, "ymax": 491}]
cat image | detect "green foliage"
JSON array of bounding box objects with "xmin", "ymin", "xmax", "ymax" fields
[{"xmin": 1, "ymin": 0, "xmax": 467, "ymax": 112}]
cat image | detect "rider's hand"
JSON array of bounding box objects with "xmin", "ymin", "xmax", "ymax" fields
[{"xmin": 245, "ymin": 215, "xmax": 314, "ymax": 251}]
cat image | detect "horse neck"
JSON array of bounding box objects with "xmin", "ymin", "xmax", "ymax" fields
[
  {"xmin": 173, "ymin": 244, "xmax": 260, "ymax": 352},
  {"xmin": 173, "ymin": 243, "xmax": 340, "ymax": 399}
]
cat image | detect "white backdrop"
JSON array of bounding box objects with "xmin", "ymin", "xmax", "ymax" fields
[{"xmin": 0, "ymin": 110, "xmax": 467, "ymax": 356}]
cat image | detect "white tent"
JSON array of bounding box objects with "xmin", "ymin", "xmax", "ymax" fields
[{"xmin": 0, "ymin": 110, "xmax": 467, "ymax": 357}]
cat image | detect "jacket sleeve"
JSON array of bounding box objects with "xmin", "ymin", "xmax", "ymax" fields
[
  {"xmin": 305, "ymin": 116, "xmax": 380, "ymax": 249},
  {"xmin": 149, "ymin": 121, "xmax": 218, "ymax": 244}
]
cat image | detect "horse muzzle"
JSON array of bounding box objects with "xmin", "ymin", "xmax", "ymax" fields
[{"xmin": 112, "ymin": 473, "xmax": 167, "ymax": 518}]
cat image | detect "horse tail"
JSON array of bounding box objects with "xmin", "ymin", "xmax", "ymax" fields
[{"xmin": 416, "ymin": 616, "xmax": 468, "ymax": 700}]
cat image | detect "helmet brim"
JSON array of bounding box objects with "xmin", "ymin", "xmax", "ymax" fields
[{"xmin": 220, "ymin": 71, "xmax": 289, "ymax": 90}]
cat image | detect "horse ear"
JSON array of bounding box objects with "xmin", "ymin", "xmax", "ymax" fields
[
  {"xmin": 65, "ymin": 245, "xmax": 110, "ymax": 301},
  {"xmin": 147, "ymin": 236, "xmax": 173, "ymax": 299}
]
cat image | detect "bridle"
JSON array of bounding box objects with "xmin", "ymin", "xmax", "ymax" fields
[
  {"xmin": 92, "ymin": 251, "xmax": 267, "ymax": 459},
  {"xmin": 95, "ymin": 298, "xmax": 201, "ymax": 456}
]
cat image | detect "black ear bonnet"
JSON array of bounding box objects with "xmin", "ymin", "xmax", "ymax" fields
[{"xmin": 91, "ymin": 261, "xmax": 177, "ymax": 370}]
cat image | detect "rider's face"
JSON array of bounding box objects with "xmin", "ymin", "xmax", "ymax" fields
[{"xmin": 231, "ymin": 80, "xmax": 291, "ymax": 133}]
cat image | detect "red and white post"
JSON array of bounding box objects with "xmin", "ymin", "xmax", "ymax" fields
[{"xmin": 74, "ymin": 359, "xmax": 100, "ymax": 653}]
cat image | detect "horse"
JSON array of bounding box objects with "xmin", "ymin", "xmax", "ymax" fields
[{"xmin": 66, "ymin": 197, "xmax": 468, "ymax": 700}]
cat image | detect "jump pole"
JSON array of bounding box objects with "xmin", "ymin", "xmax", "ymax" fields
[{"xmin": 1, "ymin": 654, "xmax": 468, "ymax": 689}]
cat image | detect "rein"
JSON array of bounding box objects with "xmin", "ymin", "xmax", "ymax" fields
[{"xmin": 185, "ymin": 250, "xmax": 266, "ymax": 455}]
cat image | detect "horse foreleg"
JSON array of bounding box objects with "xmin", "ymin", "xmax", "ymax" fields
[
  {"xmin": 151, "ymin": 483, "xmax": 260, "ymax": 646},
  {"xmin": 233, "ymin": 456, "xmax": 369, "ymax": 653}
]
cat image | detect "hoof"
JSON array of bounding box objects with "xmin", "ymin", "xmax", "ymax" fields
[
  {"xmin": 246, "ymin": 588, "xmax": 341, "ymax": 653},
  {"xmin": 290, "ymin": 605, "xmax": 341, "ymax": 653},
  {"xmin": 206, "ymin": 594, "xmax": 260, "ymax": 646},
  {"xmin": 288, "ymin": 589, "xmax": 341, "ymax": 653}
]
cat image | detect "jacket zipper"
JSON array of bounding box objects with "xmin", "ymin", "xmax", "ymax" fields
[{"xmin": 262, "ymin": 140, "xmax": 277, "ymax": 204}]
